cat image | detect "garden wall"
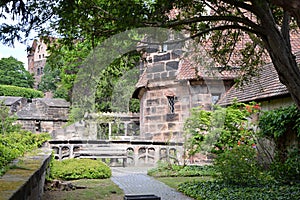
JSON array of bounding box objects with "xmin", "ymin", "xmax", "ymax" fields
[{"xmin": 0, "ymin": 148, "xmax": 52, "ymax": 200}]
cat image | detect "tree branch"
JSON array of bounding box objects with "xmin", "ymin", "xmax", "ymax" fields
[
  {"xmin": 281, "ymin": 11, "xmax": 292, "ymax": 51},
  {"xmin": 165, "ymin": 15, "xmax": 264, "ymax": 35},
  {"xmin": 220, "ymin": 0, "xmax": 260, "ymax": 15},
  {"xmin": 189, "ymin": 24, "xmax": 261, "ymax": 39},
  {"xmin": 271, "ymin": 0, "xmax": 300, "ymax": 27}
]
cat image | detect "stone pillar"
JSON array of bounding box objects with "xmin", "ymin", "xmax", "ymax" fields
[
  {"xmin": 154, "ymin": 146, "xmax": 160, "ymax": 163},
  {"xmin": 108, "ymin": 122, "xmax": 112, "ymax": 140}
]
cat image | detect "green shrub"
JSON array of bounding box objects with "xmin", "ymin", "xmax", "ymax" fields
[
  {"xmin": 147, "ymin": 161, "xmax": 217, "ymax": 177},
  {"xmin": 214, "ymin": 145, "xmax": 263, "ymax": 185},
  {"xmin": 0, "ymin": 85, "xmax": 43, "ymax": 98},
  {"xmin": 178, "ymin": 180, "xmax": 300, "ymax": 200},
  {"xmin": 50, "ymin": 159, "xmax": 111, "ymax": 180},
  {"xmin": 183, "ymin": 101, "xmax": 259, "ymax": 156},
  {"xmin": 0, "ymin": 131, "xmax": 50, "ymax": 176},
  {"xmin": 270, "ymin": 147, "xmax": 300, "ymax": 183}
]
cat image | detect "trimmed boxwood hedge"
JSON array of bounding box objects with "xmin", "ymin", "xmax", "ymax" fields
[
  {"xmin": 0, "ymin": 85, "xmax": 43, "ymax": 98},
  {"xmin": 50, "ymin": 159, "xmax": 112, "ymax": 180}
]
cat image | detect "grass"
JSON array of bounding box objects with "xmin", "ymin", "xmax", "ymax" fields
[
  {"xmin": 43, "ymin": 179, "xmax": 124, "ymax": 200},
  {"xmin": 156, "ymin": 176, "xmax": 213, "ymax": 189}
]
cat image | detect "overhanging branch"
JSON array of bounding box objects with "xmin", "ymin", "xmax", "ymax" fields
[
  {"xmin": 189, "ymin": 24, "xmax": 261, "ymax": 39},
  {"xmin": 166, "ymin": 15, "xmax": 264, "ymax": 35}
]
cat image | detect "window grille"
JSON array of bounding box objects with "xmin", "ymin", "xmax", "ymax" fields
[{"xmin": 167, "ymin": 96, "xmax": 175, "ymax": 113}]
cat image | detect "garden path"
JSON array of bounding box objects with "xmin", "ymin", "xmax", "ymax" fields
[{"xmin": 111, "ymin": 167, "xmax": 193, "ymax": 200}]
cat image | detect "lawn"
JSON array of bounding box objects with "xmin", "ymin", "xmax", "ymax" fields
[{"xmin": 43, "ymin": 179, "xmax": 124, "ymax": 200}]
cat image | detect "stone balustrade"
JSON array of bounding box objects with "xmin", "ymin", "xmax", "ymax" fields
[{"xmin": 47, "ymin": 140, "xmax": 184, "ymax": 166}]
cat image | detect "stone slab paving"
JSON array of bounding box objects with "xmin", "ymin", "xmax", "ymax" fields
[{"xmin": 111, "ymin": 167, "xmax": 193, "ymax": 200}]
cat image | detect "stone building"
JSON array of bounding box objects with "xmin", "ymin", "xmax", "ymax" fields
[
  {"xmin": 16, "ymin": 98, "xmax": 70, "ymax": 133},
  {"xmin": 0, "ymin": 96, "xmax": 69, "ymax": 133},
  {"xmin": 27, "ymin": 39, "xmax": 49, "ymax": 88},
  {"xmin": 0, "ymin": 96, "xmax": 27, "ymax": 113},
  {"xmin": 133, "ymin": 39, "xmax": 237, "ymax": 143}
]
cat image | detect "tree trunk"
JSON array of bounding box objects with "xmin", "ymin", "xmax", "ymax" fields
[
  {"xmin": 258, "ymin": 4, "xmax": 300, "ymax": 109},
  {"xmin": 271, "ymin": 0, "xmax": 300, "ymax": 27}
]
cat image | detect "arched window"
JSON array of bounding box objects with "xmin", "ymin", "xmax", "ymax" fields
[{"xmin": 37, "ymin": 68, "xmax": 40, "ymax": 75}]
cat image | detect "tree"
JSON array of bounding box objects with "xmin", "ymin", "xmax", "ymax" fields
[
  {"xmin": 1, "ymin": 0, "xmax": 300, "ymax": 109},
  {"xmin": 0, "ymin": 56, "xmax": 34, "ymax": 88},
  {"xmin": 38, "ymin": 63, "xmax": 60, "ymax": 93},
  {"xmin": 44, "ymin": 37, "xmax": 140, "ymax": 112},
  {"xmin": 164, "ymin": 0, "xmax": 300, "ymax": 110}
]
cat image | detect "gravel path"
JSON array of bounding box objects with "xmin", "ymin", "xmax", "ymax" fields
[{"xmin": 111, "ymin": 167, "xmax": 193, "ymax": 200}]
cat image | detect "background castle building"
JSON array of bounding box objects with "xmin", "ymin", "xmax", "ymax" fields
[{"xmin": 27, "ymin": 39, "xmax": 49, "ymax": 89}]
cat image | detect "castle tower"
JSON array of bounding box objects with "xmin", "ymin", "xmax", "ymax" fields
[{"xmin": 27, "ymin": 39, "xmax": 48, "ymax": 89}]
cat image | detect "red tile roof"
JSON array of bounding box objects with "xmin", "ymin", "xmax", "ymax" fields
[
  {"xmin": 218, "ymin": 51, "xmax": 300, "ymax": 105},
  {"xmin": 134, "ymin": 30, "xmax": 300, "ymax": 100},
  {"xmin": 177, "ymin": 59, "xmax": 240, "ymax": 80},
  {"xmin": 135, "ymin": 70, "xmax": 148, "ymax": 88}
]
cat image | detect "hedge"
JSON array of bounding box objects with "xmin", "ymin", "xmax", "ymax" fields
[
  {"xmin": 0, "ymin": 85, "xmax": 43, "ymax": 98},
  {"xmin": 50, "ymin": 159, "xmax": 112, "ymax": 180}
]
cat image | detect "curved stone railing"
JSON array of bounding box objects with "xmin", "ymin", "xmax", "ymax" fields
[
  {"xmin": 0, "ymin": 148, "xmax": 52, "ymax": 200},
  {"xmin": 48, "ymin": 140, "xmax": 184, "ymax": 166}
]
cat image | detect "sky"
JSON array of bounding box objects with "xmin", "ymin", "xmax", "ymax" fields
[
  {"xmin": 0, "ymin": 11, "xmax": 34, "ymax": 70},
  {"xmin": 0, "ymin": 41, "xmax": 29, "ymax": 69}
]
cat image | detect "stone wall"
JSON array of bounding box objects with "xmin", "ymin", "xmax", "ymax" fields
[
  {"xmin": 260, "ymin": 96, "xmax": 294, "ymax": 111},
  {"xmin": 15, "ymin": 98, "xmax": 70, "ymax": 134},
  {"xmin": 0, "ymin": 148, "xmax": 52, "ymax": 200},
  {"xmin": 137, "ymin": 43, "xmax": 231, "ymax": 142}
]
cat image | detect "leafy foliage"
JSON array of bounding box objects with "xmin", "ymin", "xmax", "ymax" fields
[
  {"xmin": 178, "ymin": 180, "xmax": 300, "ymax": 200},
  {"xmin": 184, "ymin": 107, "xmax": 211, "ymax": 156},
  {"xmin": 258, "ymin": 104, "xmax": 300, "ymax": 178},
  {"xmin": 50, "ymin": 159, "xmax": 111, "ymax": 180},
  {"xmin": 184, "ymin": 101, "xmax": 259, "ymax": 155},
  {"xmin": 0, "ymin": 104, "xmax": 50, "ymax": 176},
  {"xmin": 147, "ymin": 162, "xmax": 217, "ymax": 177},
  {"xmin": 214, "ymin": 145, "xmax": 263, "ymax": 185},
  {"xmin": 38, "ymin": 63, "xmax": 60, "ymax": 94},
  {"xmin": 259, "ymin": 105, "xmax": 300, "ymax": 138},
  {"xmin": 269, "ymin": 147, "xmax": 300, "ymax": 184},
  {"xmin": 2, "ymin": 0, "xmax": 300, "ymax": 110},
  {"xmin": 0, "ymin": 85, "xmax": 43, "ymax": 98},
  {"xmin": 0, "ymin": 57, "xmax": 34, "ymax": 88},
  {"xmin": 0, "ymin": 131, "xmax": 50, "ymax": 176},
  {"xmin": 45, "ymin": 38, "xmax": 140, "ymax": 113},
  {"xmin": 0, "ymin": 101, "xmax": 19, "ymax": 134}
]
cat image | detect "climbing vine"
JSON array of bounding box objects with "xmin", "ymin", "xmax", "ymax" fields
[{"xmin": 259, "ymin": 105, "xmax": 300, "ymax": 138}]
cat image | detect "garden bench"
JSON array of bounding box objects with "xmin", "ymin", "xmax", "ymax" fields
[{"xmin": 74, "ymin": 147, "xmax": 127, "ymax": 167}]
